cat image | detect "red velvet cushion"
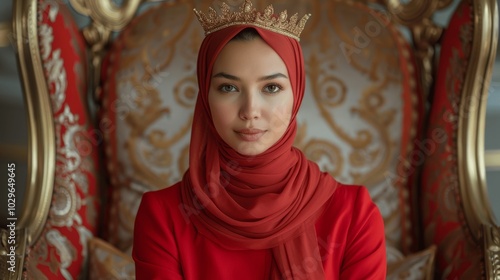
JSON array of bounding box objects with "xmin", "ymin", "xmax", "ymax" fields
[
  {"xmin": 421, "ymin": 0, "xmax": 483, "ymax": 278},
  {"xmin": 25, "ymin": 1, "xmax": 100, "ymax": 279}
]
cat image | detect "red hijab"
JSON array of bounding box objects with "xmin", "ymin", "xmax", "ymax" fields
[{"xmin": 180, "ymin": 25, "xmax": 338, "ymax": 279}]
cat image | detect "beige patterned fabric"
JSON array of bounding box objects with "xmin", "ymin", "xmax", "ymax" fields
[
  {"xmin": 387, "ymin": 245, "xmax": 437, "ymax": 280},
  {"xmin": 101, "ymin": 0, "xmax": 422, "ymax": 261},
  {"xmin": 88, "ymin": 238, "xmax": 135, "ymax": 280}
]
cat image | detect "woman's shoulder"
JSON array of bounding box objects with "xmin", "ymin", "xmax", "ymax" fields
[
  {"xmin": 141, "ymin": 182, "xmax": 182, "ymax": 203},
  {"xmin": 143, "ymin": 182, "xmax": 181, "ymax": 200},
  {"xmin": 317, "ymin": 182, "xmax": 379, "ymax": 225},
  {"xmin": 135, "ymin": 182, "xmax": 190, "ymax": 233},
  {"xmin": 315, "ymin": 182, "xmax": 384, "ymax": 252},
  {"xmin": 331, "ymin": 183, "xmax": 373, "ymax": 204}
]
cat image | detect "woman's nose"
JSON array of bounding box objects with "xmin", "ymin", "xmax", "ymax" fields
[{"xmin": 239, "ymin": 91, "xmax": 261, "ymax": 120}]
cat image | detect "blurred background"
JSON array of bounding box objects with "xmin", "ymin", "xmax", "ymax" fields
[{"xmin": 0, "ymin": 0, "xmax": 499, "ymax": 220}]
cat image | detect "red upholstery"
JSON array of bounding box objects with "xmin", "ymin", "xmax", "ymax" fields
[
  {"xmin": 25, "ymin": 1, "xmax": 101, "ymax": 278},
  {"xmin": 421, "ymin": 0, "xmax": 483, "ymax": 278}
]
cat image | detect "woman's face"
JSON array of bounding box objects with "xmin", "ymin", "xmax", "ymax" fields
[{"xmin": 208, "ymin": 36, "xmax": 293, "ymax": 156}]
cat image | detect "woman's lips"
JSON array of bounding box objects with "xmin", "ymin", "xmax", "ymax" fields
[{"xmin": 236, "ymin": 129, "xmax": 266, "ymax": 141}]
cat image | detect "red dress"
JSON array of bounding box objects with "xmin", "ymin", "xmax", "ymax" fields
[{"xmin": 133, "ymin": 183, "xmax": 386, "ymax": 279}]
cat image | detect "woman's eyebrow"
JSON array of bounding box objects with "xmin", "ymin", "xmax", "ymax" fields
[
  {"xmin": 212, "ymin": 72, "xmax": 288, "ymax": 81},
  {"xmin": 212, "ymin": 72, "xmax": 239, "ymax": 80},
  {"xmin": 258, "ymin": 73, "xmax": 288, "ymax": 81}
]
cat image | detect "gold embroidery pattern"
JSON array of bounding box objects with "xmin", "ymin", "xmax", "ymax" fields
[
  {"xmin": 422, "ymin": 1, "xmax": 486, "ymax": 278},
  {"xmin": 26, "ymin": 2, "xmax": 98, "ymax": 278},
  {"xmin": 104, "ymin": 1, "xmax": 202, "ymax": 250},
  {"xmin": 88, "ymin": 238, "xmax": 135, "ymax": 280},
  {"xmin": 295, "ymin": 0, "xmax": 417, "ymax": 252},
  {"xmin": 387, "ymin": 245, "xmax": 436, "ymax": 279},
  {"xmin": 38, "ymin": 3, "xmax": 66, "ymax": 113}
]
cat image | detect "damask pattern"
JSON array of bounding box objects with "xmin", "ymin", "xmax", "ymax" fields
[
  {"xmin": 88, "ymin": 238, "xmax": 135, "ymax": 279},
  {"xmin": 421, "ymin": 0, "xmax": 484, "ymax": 278},
  {"xmin": 387, "ymin": 245, "xmax": 436, "ymax": 280},
  {"xmin": 25, "ymin": 1, "xmax": 101, "ymax": 279},
  {"xmin": 101, "ymin": 1, "xmax": 204, "ymax": 250},
  {"xmin": 295, "ymin": 1, "xmax": 420, "ymax": 254}
]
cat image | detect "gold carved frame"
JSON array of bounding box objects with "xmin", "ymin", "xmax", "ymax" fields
[
  {"xmin": 1, "ymin": 1, "xmax": 55, "ymax": 279},
  {"xmin": 1, "ymin": 1, "xmax": 146, "ymax": 279},
  {"xmin": 457, "ymin": 0, "xmax": 498, "ymax": 236},
  {"xmin": 456, "ymin": 0, "xmax": 499, "ymax": 278},
  {"xmin": 12, "ymin": 0, "xmax": 57, "ymax": 243},
  {"xmin": 386, "ymin": 0, "xmax": 500, "ymax": 277}
]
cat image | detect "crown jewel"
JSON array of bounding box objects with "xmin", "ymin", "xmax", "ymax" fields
[{"xmin": 193, "ymin": 0, "xmax": 311, "ymax": 41}]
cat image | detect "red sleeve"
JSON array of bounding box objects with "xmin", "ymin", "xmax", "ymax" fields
[
  {"xmin": 132, "ymin": 191, "xmax": 183, "ymax": 280},
  {"xmin": 340, "ymin": 187, "xmax": 386, "ymax": 279}
]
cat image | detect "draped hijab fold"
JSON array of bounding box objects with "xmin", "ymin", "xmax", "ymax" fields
[{"xmin": 180, "ymin": 25, "xmax": 338, "ymax": 279}]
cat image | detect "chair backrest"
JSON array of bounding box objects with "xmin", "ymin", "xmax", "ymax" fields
[{"xmin": 421, "ymin": 0, "xmax": 499, "ymax": 278}]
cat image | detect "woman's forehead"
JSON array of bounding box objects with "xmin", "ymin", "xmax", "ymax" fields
[{"xmin": 211, "ymin": 38, "xmax": 290, "ymax": 79}]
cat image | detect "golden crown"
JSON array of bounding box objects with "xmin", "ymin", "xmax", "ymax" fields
[{"xmin": 193, "ymin": 0, "xmax": 311, "ymax": 41}]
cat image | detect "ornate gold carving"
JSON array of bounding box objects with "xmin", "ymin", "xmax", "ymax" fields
[
  {"xmin": 457, "ymin": 0, "xmax": 499, "ymax": 242},
  {"xmin": 13, "ymin": 0, "xmax": 56, "ymax": 247},
  {"xmin": 68, "ymin": 0, "xmax": 145, "ymax": 104},
  {"xmin": 194, "ymin": 0, "xmax": 311, "ymax": 40},
  {"xmin": 0, "ymin": 228, "xmax": 28, "ymax": 280},
  {"xmin": 384, "ymin": 0, "xmax": 449, "ymax": 98},
  {"xmin": 484, "ymin": 224, "xmax": 500, "ymax": 279},
  {"xmin": 386, "ymin": 0, "xmax": 438, "ymax": 25},
  {"xmin": 13, "ymin": 1, "xmax": 100, "ymax": 278}
]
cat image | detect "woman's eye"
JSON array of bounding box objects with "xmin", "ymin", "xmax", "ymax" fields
[
  {"xmin": 218, "ymin": 84, "xmax": 238, "ymax": 93},
  {"xmin": 263, "ymin": 84, "xmax": 282, "ymax": 94}
]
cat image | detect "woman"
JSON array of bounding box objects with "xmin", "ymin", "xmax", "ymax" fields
[{"xmin": 133, "ymin": 1, "xmax": 386, "ymax": 279}]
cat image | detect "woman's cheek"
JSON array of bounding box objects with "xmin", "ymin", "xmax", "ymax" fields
[{"xmin": 271, "ymin": 105, "xmax": 292, "ymax": 131}]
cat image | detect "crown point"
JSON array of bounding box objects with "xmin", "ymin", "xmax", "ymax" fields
[
  {"xmin": 208, "ymin": 7, "xmax": 217, "ymax": 18},
  {"xmin": 243, "ymin": 0, "xmax": 253, "ymax": 12},
  {"xmin": 299, "ymin": 13, "xmax": 311, "ymax": 27},
  {"xmin": 279, "ymin": 10, "xmax": 288, "ymax": 21},
  {"xmin": 220, "ymin": 3, "xmax": 230, "ymax": 14},
  {"xmin": 263, "ymin": 5, "xmax": 274, "ymax": 18}
]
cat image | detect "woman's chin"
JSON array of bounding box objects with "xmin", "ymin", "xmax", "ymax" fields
[{"xmin": 234, "ymin": 144, "xmax": 268, "ymax": 157}]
